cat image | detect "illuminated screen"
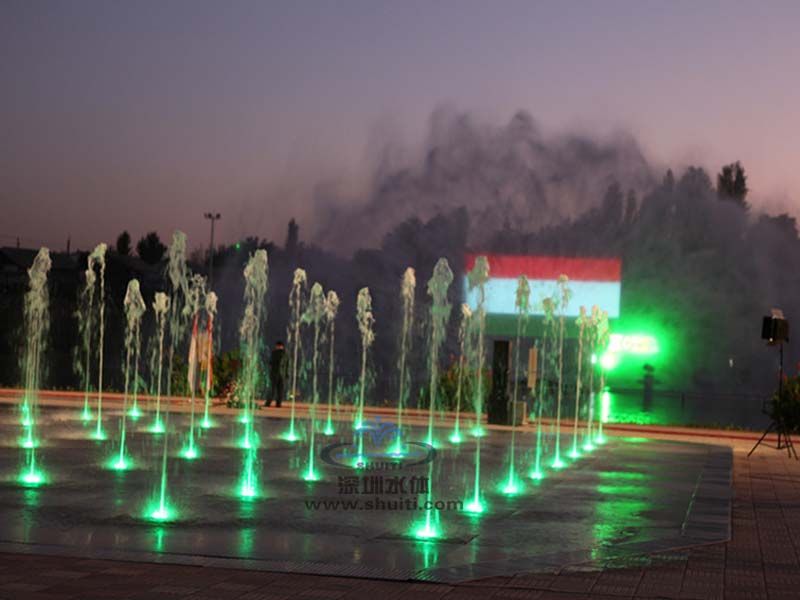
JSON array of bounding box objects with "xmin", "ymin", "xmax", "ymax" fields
[{"xmin": 464, "ymin": 254, "xmax": 621, "ymax": 318}]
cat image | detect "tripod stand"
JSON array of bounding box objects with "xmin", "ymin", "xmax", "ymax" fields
[{"xmin": 748, "ymin": 342, "xmax": 798, "ymax": 459}]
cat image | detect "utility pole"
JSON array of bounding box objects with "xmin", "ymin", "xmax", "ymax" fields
[{"xmin": 204, "ymin": 212, "xmax": 221, "ymax": 290}]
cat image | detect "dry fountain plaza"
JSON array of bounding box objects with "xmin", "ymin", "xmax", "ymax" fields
[{"xmin": 4, "ymin": 389, "xmax": 797, "ymax": 600}]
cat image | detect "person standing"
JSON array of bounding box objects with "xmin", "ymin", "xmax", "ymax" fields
[{"xmin": 266, "ymin": 340, "xmax": 287, "ymax": 407}]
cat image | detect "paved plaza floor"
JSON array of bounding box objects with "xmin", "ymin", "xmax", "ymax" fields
[{"xmin": 0, "ymin": 399, "xmax": 794, "ymax": 599}]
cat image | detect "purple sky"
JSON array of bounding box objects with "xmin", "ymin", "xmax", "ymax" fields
[{"xmin": 2, "ymin": 1, "xmax": 799, "ymax": 252}]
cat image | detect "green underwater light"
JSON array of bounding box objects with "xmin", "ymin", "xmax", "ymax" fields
[
  {"xmin": 149, "ymin": 419, "xmax": 165, "ymax": 434},
  {"xmin": 280, "ymin": 428, "xmax": 300, "ymax": 442},
  {"xmin": 412, "ymin": 522, "xmax": 440, "ymax": 540},
  {"xmin": 528, "ymin": 469, "xmax": 544, "ymax": 481},
  {"xmin": 19, "ymin": 469, "xmax": 45, "ymax": 487},
  {"xmin": 501, "ymin": 478, "xmax": 522, "ymax": 496},
  {"xmin": 464, "ymin": 498, "xmax": 485, "ymax": 514},
  {"xmin": 181, "ymin": 446, "xmax": 198, "ymax": 460},
  {"xmin": 200, "ymin": 417, "xmax": 213, "ymax": 429},
  {"xmin": 109, "ymin": 456, "xmax": 132, "ymax": 471},
  {"xmin": 302, "ymin": 468, "xmax": 320, "ymax": 482},
  {"xmin": 448, "ymin": 430, "xmax": 463, "ymax": 444},
  {"xmin": 551, "ymin": 458, "xmax": 566, "ymax": 469},
  {"xmin": 128, "ymin": 406, "xmax": 142, "ymax": 420}
]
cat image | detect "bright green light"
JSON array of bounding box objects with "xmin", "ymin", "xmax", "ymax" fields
[
  {"xmin": 80, "ymin": 409, "xmax": 93, "ymax": 422},
  {"xmin": 200, "ymin": 417, "xmax": 213, "ymax": 429},
  {"xmin": 501, "ymin": 479, "xmax": 522, "ymax": 496},
  {"xmin": 528, "ymin": 470, "xmax": 544, "ymax": 481},
  {"xmin": 567, "ymin": 449, "xmax": 581, "ymax": 460},
  {"xmin": 19, "ymin": 469, "xmax": 45, "ymax": 487},
  {"xmin": 601, "ymin": 391, "xmax": 611, "ymax": 423},
  {"xmin": 280, "ymin": 430, "xmax": 300, "ymax": 443},
  {"xmin": 470, "ymin": 426, "xmax": 486, "ymax": 438},
  {"xmin": 595, "ymin": 434, "xmax": 607, "ymax": 445},
  {"xmin": 465, "ymin": 498, "xmax": 485, "ymax": 514},
  {"xmin": 448, "ymin": 431, "xmax": 463, "ymax": 444},
  {"xmin": 608, "ymin": 333, "xmax": 659, "ymax": 355},
  {"xmin": 551, "ymin": 458, "xmax": 566, "ymax": 469},
  {"xmin": 600, "ymin": 352, "xmax": 619, "ymax": 371},
  {"xmin": 239, "ymin": 482, "xmax": 257, "ymax": 499},
  {"xmin": 91, "ymin": 429, "xmax": 107, "ymax": 441},
  {"xmin": 128, "ymin": 407, "xmax": 142, "ymax": 420},
  {"xmin": 149, "ymin": 420, "xmax": 165, "ymax": 434},
  {"xmin": 20, "ymin": 437, "xmax": 38, "ymax": 449},
  {"xmin": 591, "ymin": 353, "xmax": 597, "ymax": 364},
  {"xmin": 322, "ymin": 424, "xmax": 335, "ymax": 436},
  {"xmin": 149, "ymin": 507, "xmax": 173, "ymax": 522},
  {"xmin": 412, "ymin": 522, "xmax": 440, "ymax": 540},
  {"xmin": 110, "ymin": 456, "xmax": 132, "ymax": 471},
  {"xmin": 239, "ymin": 414, "xmax": 250, "ymax": 424},
  {"xmin": 389, "ymin": 440, "xmax": 406, "ymax": 457},
  {"xmin": 21, "ymin": 416, "xmax": 33, "ymax": 427},
  {"xmin": 582, "ymin": 442, "xmax": 596, "ymax": 452},
  {"xmin": 181, "ymin": 446, "xmax": 198, "ymax": 460},
  {"xmin": 302, "ymin": 469, "xmax": 320, "ymax": 482}
]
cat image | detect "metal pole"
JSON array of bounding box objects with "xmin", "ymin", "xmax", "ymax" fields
[{"xmin": 204, "ymin": 213, "xmax": 221, "ymax": 290}]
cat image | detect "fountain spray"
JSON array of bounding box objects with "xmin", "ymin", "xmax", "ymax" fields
[
  {"xmin": 149, "ymin": 293, "xmax": 172, "ymax": 519},
  {"xmin": 569, "ymin": 306, "xmax": 587, "ymax": 460},
  {"xmin": 89, "ymin": 243, "xmax": 108, "ymax": 440},
  {"xmin": 552, "ymin": 275, "xmax": 572, "ymax": 469},
  {"xmin": 285, "ymin": 268, "xmax": 307, "ymax": 442},
  {"xmin": 583, "ymin": 306, "xmax": 600, "ymax": 451},
  {"xmin": 322, "ymin": 291, "xmax": 340, "ymax": 436},
  {"xmin": 425, "ymin": 259, "xmax": 453, "ymax": 448},
  {"xmin": 449, "ymin": 304, "xmax": 472, "ymax": 444},
  {"xmin": 595, "ymin": 310, "xmax": 610, "ymax": 444},
  {"xmin": 201, "ymin": 292, "xmax": 218, "ymax": 429},
  {"xmin": 165, "ymin": 232, "xmax": 190, "ymax": 412},
  {"xmin": 354, "ymin": 287, "xmax": 375, "ymax": 464},
  {"xmin": 75, "ymin": 264, "xmax": 96, "ymax": 422},
  {"xmin": 19, "ymin": 248, "xmax": 50, "ymax": 486},
  {"xmin": 303, "ymin": 283, "xmax": 326, "ymax": 481},
  {"xmin": 503, "ymin": 275, "xmax": 529, "ymax": 495},
  {"xmin": 415, "ymin": 259, "xmax": 452, "ymax": 540},
  {"xmin": 392, "ymin": 268, "xmax": 415, "ymax": 455},
  {"xmin": 181, "ymin": 275, "xmax": 206, "ymax": 460},
  {"xmin": 112, "ymin": 279, "xmax": 146, "ymax": 470},
  {"xmin": 466, "ymin": 256, "xmax": 489, "ymax": 514},
  {"xmin": 531, "ymin": 295, "xmax": 555, "ymax": 480},
  {"xmin": 238, "ymin": 250, "xmax": 269, "ymax": 497},
  {"xmin": 150, "ymin": 294, "xmax": 169, "ymax": 435}
]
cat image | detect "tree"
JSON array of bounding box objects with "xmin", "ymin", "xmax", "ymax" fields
[
  {"xmin": 136, "ymin": 231, "xmax": 167, "ymax": 264},
  {"xmin": 116, "ymin": 231, "xmax": 131, "ymax": 256},
  {"xmin": 716, "ymin": 161, "xmax": 749, "ymax": 209},
  {"xmin": 285, "ymin": 218, "xmax": 299, "ymax": 254}
]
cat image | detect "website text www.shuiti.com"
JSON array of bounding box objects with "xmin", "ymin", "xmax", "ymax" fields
[{"xmin": 304, "ymin": 497, "xmax": 463, "ymax": 511}]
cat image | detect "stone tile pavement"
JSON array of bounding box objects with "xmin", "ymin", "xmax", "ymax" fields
[{"xmin": 1, "ymin": 446, "xmax": 798, "ymax": 600}]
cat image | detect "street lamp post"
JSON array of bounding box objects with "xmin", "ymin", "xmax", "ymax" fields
[{"xmin": 204, "ymin": 212, "xmax": 221, "ymax": 290}]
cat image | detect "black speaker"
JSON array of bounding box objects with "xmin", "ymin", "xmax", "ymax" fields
[
  {"xmin": 488, "ymin": 340, "xmax": 510, "ymax": 425},
  {"xmin": 762, "ymin": 316, "xmax": 789, "ymax": 344}
]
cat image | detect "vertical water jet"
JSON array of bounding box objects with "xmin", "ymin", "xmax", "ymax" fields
[{"xmin": 322, "ymin": 291, "xmax": 340, "ymax": 436}]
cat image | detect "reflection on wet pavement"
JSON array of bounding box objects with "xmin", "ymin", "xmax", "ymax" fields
[{"xmin": 0, "ymin": 406, "xmax": 730, "ymax": 582}]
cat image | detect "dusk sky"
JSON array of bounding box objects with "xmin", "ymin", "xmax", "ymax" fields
[{"xmin": 2, "ymin": 0, "xmax": 799, "ymax": 252}]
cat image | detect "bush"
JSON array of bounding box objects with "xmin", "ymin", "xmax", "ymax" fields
[{"xmin": 768, "ymin": 374, "xmax": 800, "ymax": 433}]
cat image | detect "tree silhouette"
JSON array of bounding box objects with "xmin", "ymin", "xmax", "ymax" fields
[
  {"xmin": 285, "ymin": 218, "xmax": 299, "ymax": 254},
  {"xmin": 136, "ymin": 231, "xmax": 167, "ymax": 264},
  {"xmin": 116, "ymin": 230, "xmax": 131, "ymax": 256},
  {"xmin": 717, "ymin": 161, "xmax": 749, "ymax": 209}
]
